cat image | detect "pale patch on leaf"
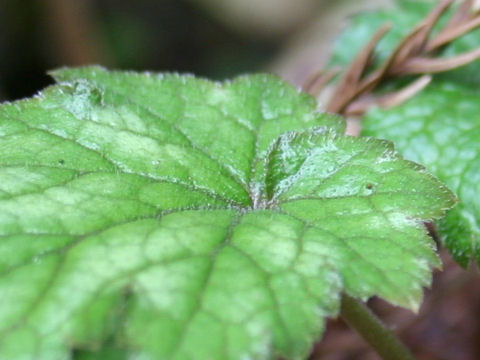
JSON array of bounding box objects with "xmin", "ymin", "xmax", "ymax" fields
[{"xmin": 363, "ymin": 82, "xmax": 480, "ymax": 267}]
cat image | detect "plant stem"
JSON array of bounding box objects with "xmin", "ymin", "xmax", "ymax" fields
[{"xmin": 340, "ymin": 294, "xmax": 416, "ymax": 360}]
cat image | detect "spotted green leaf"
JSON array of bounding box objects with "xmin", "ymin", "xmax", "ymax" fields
[
  {"xmin": 363, "ymin": 82, "xmax": 480, "ymax": 267},
  {"xmin": 0, "ymin": 66, "xmax": 454, "ymax": 360}
]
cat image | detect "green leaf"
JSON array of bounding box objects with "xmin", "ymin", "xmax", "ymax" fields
[
  {"xmin": 363, "ymin": 82, "xmax": 479, "ymax": 267},
  {"xmin": 0, "ymin": 66, "xmax": 454, "ymax": 359}
]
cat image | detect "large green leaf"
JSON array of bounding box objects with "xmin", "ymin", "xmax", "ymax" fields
[
  {"xmin": 0, "ymin": 66, "xmax": 454, "ymax": 359},
  {"xmin": 363, "ymin": 82, "xmax": 480, "ymax": 267}
]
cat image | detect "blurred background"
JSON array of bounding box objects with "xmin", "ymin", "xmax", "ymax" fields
[
  {"xmin": 1, "ymin": 1, "xmax": 479, "ymax": 359},
  {"xmin": 0, "ymin": 0, "xmax": 389, "ymax": 101}
]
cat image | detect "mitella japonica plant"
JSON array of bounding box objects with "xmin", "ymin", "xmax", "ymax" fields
[{"xmin": 0, "ymin": 1, "xmax": 478, "ymax": 359}]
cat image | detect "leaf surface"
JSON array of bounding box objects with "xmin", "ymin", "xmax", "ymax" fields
[
  {"xmin": 363, "ymin": 82, "xmax": 480, "ymax": 266},
  {"xmin": 0, "ymin": 66, "xmax": 454, "ymax": 359}
]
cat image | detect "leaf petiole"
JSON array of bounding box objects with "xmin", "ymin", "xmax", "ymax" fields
[{"xmin": 340, "ymin": 294, "xmax": 416, "ymax": 360}]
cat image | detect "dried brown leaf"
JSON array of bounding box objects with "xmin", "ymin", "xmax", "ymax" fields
[
  {"xmin": 326, "ymin": 24, "xmax": 391, "ymax": 113},
  {"xmin": 303, "ymin": 67, "xmax": 341, "ymax": 96},
  {"xmin": 399, "ymin": 48, "xmax": 480, "ymax": 74},
  {"xmin": 344, "ymin": 75, "xmax": 432, "ymax": 116},
  {"xmin": 443, "ymin": 0, "xmax": 474, "ymax": 30},
  {"xmin": 426, "ymin": 16, "xmax": 480, "ymax": 52},
  {"xmin": 379, "ymin": 23, "xmax": 429, "ymax": 75},
  {"xmin": 414, "ymin": 0, "xmax": 455, "ymax": 51},
  {"xmin": 321, "ymin": 0, "xmax": 480, "ymax": 117}
]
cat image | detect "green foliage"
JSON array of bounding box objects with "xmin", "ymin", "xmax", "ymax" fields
[
  {"xmin": 331, "ymin": 0, "xmax": 480, "ymax": 266},
  {"xmin": 0, "ymin": 66, "xmax": 455, "ymax": 359},
  {"xmin": 363, "ymin": 83, "xmax": 480, "ymax": 267}
]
